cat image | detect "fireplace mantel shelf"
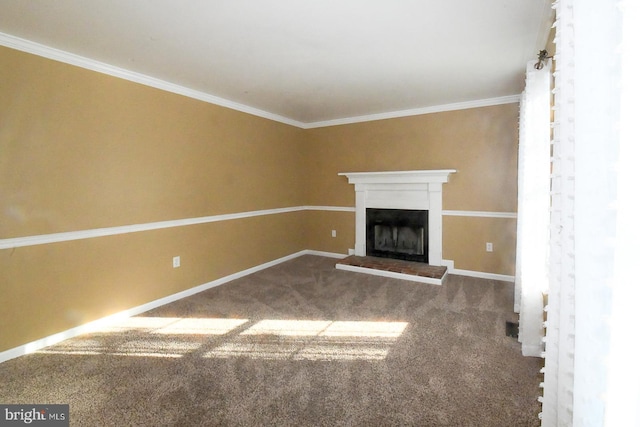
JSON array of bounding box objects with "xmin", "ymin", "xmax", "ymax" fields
[
  {"xmin": 338, "ymin": 170, "xmax": 456, "ymax": 282},
  {"xmin": 338, "ymin": 170, "xmax": 457, "ymax": 185}
]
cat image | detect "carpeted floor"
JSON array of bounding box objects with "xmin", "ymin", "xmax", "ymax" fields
[{"xmin": 0, "ymin": 255, "xmax": 542, "ymax": 426}]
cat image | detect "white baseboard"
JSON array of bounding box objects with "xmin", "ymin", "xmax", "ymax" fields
[
  {"xmin": 303, "ymin": 250, "xmax": 346, "ymax": 259},
  {"xmin": 0, "ymin": 251, "xmax": 512, "ymax": 364},
  {"xmin": 442, "ymin": 259, "xmax": 515, "ymax": 282},
  {"xmin": 0, "ymin": 250, "xmax": 328, "ymax": 364}
]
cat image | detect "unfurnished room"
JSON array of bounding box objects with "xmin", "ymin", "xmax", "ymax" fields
[{"xmin": 1, "ymin": 1, "xmax": 638, "ymax": 426}]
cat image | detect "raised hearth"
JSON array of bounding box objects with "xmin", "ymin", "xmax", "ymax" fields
[{"xmin": 336, "ymin": 255, "xmax": 448, "ymax": 285}]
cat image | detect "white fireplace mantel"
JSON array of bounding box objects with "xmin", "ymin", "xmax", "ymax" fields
[{"xmin": 339, "ymin": 170, "xmax": 456, "ymax": 266}]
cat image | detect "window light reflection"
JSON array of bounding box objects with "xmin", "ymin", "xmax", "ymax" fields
[
  {"xmin": 37, "ymin": 317, "xmax": 249, "ymax": 358},
  {"xmin": 37, "ymin": 337, "xmax": 201, "ymax": 358},
  {"xmin": 205, "ymin": 319, "xmax": 408, "ymax": 361},
  {"xmin": 105, "ymin": 317, "xmax": 249, "ymax": 335},
  {"xmin": 238, "ymin": 320, "xmax": 408, "ymax": 338},
  {"xmin": 36, "ymin": 318, "xmax": 409, "ymax": 361}
]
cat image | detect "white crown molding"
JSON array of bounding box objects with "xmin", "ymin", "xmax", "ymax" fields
[
  {"xmin": 0, "ymin": 32, "xmax": 305, "ymax": 128},
  {"xmin": 1, "ymin": 32, "xmax": 521, "ymax": 130},
  {"xmin": 302, "ymin": 95, "xmax": 522, "ymax": 129}
]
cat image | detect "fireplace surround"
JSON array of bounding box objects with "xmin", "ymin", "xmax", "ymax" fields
[{"xmin": 338, "ymin": 170, "xmax": 456, "ymax": 269}]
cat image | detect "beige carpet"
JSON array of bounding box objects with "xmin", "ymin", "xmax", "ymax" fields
[{"xmin": 0, "ymin": 255, "xmax": 542, "ymax": 426}]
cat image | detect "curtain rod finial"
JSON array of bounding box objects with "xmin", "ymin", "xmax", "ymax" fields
[{"xmin": 534, "ymin": 49, "xmax": 553, "ymax": 70}]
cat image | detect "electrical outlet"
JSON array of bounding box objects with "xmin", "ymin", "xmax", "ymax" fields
[
  {"xmin": 173, "ymin": 256, "xmax": 181, "ymax": 268},
  {"xmin": 331, "ymin": 230, "xmax": 337, "ymax": 238},
  {"xmin": 486, "ymin": 242, "xmax": 493, "ymax": 252}
]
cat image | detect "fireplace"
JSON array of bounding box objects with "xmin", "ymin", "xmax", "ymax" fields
[
  {"xmin": 338, "ymin": 170, "xmax": 456, "ymax": 267},
  {"xmin": 366, "ymin": 208, "xmax": 428, "ymax": 263}
]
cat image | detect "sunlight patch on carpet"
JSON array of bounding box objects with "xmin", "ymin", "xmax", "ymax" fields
[
  {"xmin": 35, "ymin": 318, "xmax": 408, "ymax": 361},
  {"xmin": 103, "ymin": 317, "xmax": 249, "ymax": 335},
  {"xmin": 204, "ymin": 319, "xmax": 408, "ymax": 361},
  {"xmin": 36, "ymin": 337, "xmax": 201, "ymax": 358}
]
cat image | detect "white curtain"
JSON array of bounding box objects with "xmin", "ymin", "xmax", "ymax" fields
[
  {"xmin": 540, "ymin": 0, "xmax": 577, "ymax": 421},
  {"xmin": 515, "ymin": 61, "xmax": 550, "ymax": 357},
  {"xmin": 605, "ymin": 1, "xmax": 640, "ymax": 425},
  {"xmin": 539, "ymin": 0, "xmax": 639, "ymax": 426}
]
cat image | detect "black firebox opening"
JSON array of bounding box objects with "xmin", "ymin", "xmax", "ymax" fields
[{"xmin": 366, "ymin": 208, "xmax": 428, "ymax": 263}]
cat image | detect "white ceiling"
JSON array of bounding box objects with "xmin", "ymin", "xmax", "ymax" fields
[{"xmin": 0, "ymin": 0, "xmax": 553, "ymax": 127}]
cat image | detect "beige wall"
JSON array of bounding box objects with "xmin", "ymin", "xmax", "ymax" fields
[
  {"xmin": 0, "ymin": 46, "xmax": 307, "ymax": 352},
  {"xmin": 0, "ymin": 47, "xmax": 306, "ymax": 238},
  {"xmin": 303, "ymin": 105, "xmax": 519, "ymax": 275},
  {"xmin": 0, "ymin": 45, "xmax": 520, "ymax": 353},
  {"xmin": 303, "ymin": 210, "xmax": 355, "ymax": 255},
  {"xmin": 0, "ymin": 214, "xmax": 306, "ymax": 350}
]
